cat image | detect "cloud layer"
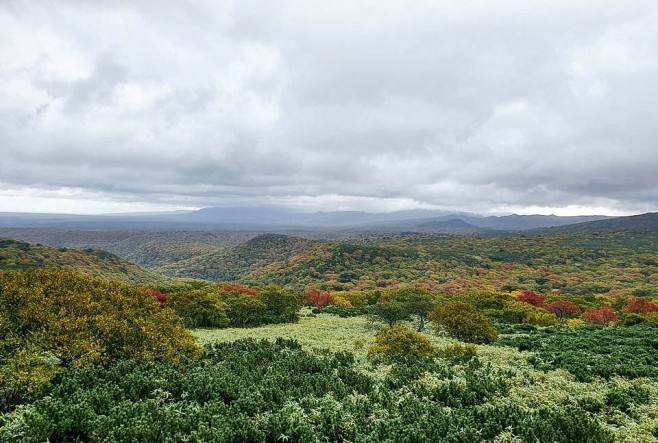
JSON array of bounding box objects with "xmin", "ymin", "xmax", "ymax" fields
[{"xmin": 1, "ymin": 0, "xmax": 657, "ymax": 214}]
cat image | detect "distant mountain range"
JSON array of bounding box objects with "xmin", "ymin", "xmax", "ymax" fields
[{"xmin": 0, "ymin": 206, "xmax": 613, "ymax": 232}]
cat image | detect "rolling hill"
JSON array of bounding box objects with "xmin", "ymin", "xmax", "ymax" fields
[
  {"xmin": 0, "ymin": 229, "xmax": 257, "ymax": 268},
  {"xmin": 155, "ymin": 233, "xmax": 317, "ymax": 281},
  {"xmin": 0, "ymin": 237, "xmax": 169, "ymax": 285},
  {"xmin": 414, "ymin": 218, "xmax": 482, "ymax": 231},
  {"xmin": 534, "ymin": 212, "xmax": 658, "ymax": 234}
]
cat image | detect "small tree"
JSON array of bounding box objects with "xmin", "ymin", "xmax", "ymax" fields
[
  {"xmin": 394, "ymin": 287, "xmax": 437, "ymax": 331},
  {"xmin": 583, "ymin": 306, "xmax": 617, "ymax": 326},
  {"xmin": 305, "ymin": 287, "xmax": 333, "ymax": 308},
  {"xmin": 545, "ymin": 301, "xmax": 581, "ymax": 320},
  {"xmin": 429, "ymin": 302, "xmax": 498, "ymax": 344},
  {"xmin": 222, "ymin": 294, "xmax": 267, "ymax": 327},
  {"xmin": 370, "ymin": 299, "xmax": 410, "ymax": 327}
]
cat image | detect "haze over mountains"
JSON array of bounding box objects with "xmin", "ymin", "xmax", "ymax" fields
[{"xmin": 0, "ymin": 207, "xmax": 611, "ymax": 232}]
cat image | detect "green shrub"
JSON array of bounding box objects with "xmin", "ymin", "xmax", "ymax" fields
[
  {"xmin": 167, "ymin": 290, "xmax": 230, "ymax": 328},
  {"xmin": 368, "ymin": 325, "xmax": 435, "ymax": 359},
  {"xmin": 222, "ymin": 293, "xmax": 268, "ymax": 327},
  {"xmin": 0, "ymin": 349, "xmax": 57, "ymax": 413},
  {"xmin": 618, "ymin": 312, "xmax": 647, "ymax": 326},
  {"xmin": 313, "ymin": 305, "xmax": 369, "ymax": 317},
  {"xmin": 526, "ymin": 310, "xmax": 560, "ymax": 326},
  {"xmin": 605, "ymin": 384, "xmax": 650, "ymax": 414},
  {"xmin": 166, "ymin": 283, "xmax": 303, "ymax": 329},
  {"xmin": 491, "ymin": 300, "xmax": 559, "ymax": 326},
  {"xmin": 578, "ymin": 396, "xmax": 604, "ymax": 413},
  {"xmin": 430, "ymin": 302, "xmax": 498, "ymax": 344},
  {"xmin": 258, "ymin": 285, "xmax": 304, "ymax": 324}
]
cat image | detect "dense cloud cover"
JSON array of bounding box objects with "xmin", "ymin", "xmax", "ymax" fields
[{"xmin": 1, "ymin": 0, "xmax": 657, "ymax": 214}]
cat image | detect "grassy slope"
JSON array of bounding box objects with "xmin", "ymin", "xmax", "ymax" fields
[
  {"xmin": 195, "ymin": 313, "xmax": 658, "ymax": 442},
  {"xmin": 0, "ymin": 237, "xmax": 169, "ymax": 285}
]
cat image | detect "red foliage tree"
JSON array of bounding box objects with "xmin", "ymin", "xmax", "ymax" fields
[
  {"xmin": 305, "ymin": 287, "xmax": 333, "ymax": 308},
  {"xmin": 624, "ymin": 297, "xmax": 658, "ymax": 314},
  {"xmin": 219, "ymin": 283, "xmax": 259, "ymax": 296},
  {"xmin": 545, "ymin": 301, "xmax": 581, "ymax": 320},
  {"xmin": 517, "ymin": 290, "xmax": 545, "ymax": 307},
  {"xmin": 141, "ymin": 288, "xmax": 169, "ymax": 308},
  {"xmin": 583, "ymin": 306, "xmax": 617, "ymax": 325}
]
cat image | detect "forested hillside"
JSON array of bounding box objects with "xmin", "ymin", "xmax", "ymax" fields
[
  {"xmin": 535, "ymin": 212, "xmax": 658, "ymax": 234},
  {"xmin": 0, "ymin": 229, "xmax": 257, "ymax": 268},
  {"xmin": 242, "ymin": 230, "xmax": 658, "ymax": 297},
  {"xmin": 0, "ymin": 238, "xmax": 168, "ymax": 285},
  {"xmin": 155, "ymin": 234, "xmax": 316, "ymax": 281},
  {"xmin": 3, "ymin": 229, "xmax": 656, "ymax": 300}
]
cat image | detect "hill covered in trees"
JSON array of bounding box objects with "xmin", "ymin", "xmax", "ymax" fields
[
  {"xmin": 242, "ymin": 230, "xmax": 658, "ymax": 297},
  {"xmin": 0, "ymin": 237, "xmax": 169, "ymax": 285},
  {"xmin": 155, "ymin": 234, "xmax": 316, "ymax": 281},
  {"xmin": 534, "ymin": 212, "xmax": 658, "ymax": 234}
]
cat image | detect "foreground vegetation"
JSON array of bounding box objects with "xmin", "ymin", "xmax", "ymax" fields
[
  {"xmin": 2, "ymin": 226, "xmax": 658, "ymax": 441},
  {"xmin": 0, "ymin": 338, "xmax": 617, "ymax": 442}
]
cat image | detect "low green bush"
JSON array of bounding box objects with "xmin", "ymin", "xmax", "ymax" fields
[
  {"xmin": 605, "ymin": 384, "xmax": 651, "ymax": 414},
  {"xmin": 497, "ymin": 324, "xmax": 658, "ymax": 382},
  {"xmin": 312, "ymin": 305, "xmax": 370, "ymax": 317},
  {"xmin": 0, "ymin": 339, "xmax": 614, "ymax": 443},
  {"xmin": 435, "ymin": 342, "xmax": 477, "ymax": 363}
]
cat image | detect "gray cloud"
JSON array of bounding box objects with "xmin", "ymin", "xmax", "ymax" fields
[{"xmin": 1, "ymin": 0, "xmax": 657, "ymax": 214}]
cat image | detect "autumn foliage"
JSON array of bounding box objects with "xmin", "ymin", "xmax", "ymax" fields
[
  {"xmin": 0, "ymin": 269, "xmax": 201, "ymax": 410},
  {"xmin": 517, "ymin": 290, "xmax": 545, "ymax": 307},
  {"xmin": 219, "ymin": 283, "xmax": 260, "ymax": 296},
  {"xmin": 305, "ymin": 287, "xmax": 333, "ymax": 307},
  {"xmin": 545, "ymin": 301, "xmax": 581, "ymax": 320},
  {"xmin": 430, "ymin": 302, "xmax": 498, "ymax": 344},
  {"xmin": 624, "ymin": 297, "xmax": 658, "ymax": 314},
  {"xmin": 142, "ymin": 288, "xmax": 169, "ymax": 307},
  {"xmin": 583, "ymin": 306, "xmax": 617, "ymax": 325}
]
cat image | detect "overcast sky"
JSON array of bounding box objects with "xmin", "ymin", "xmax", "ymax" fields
[{"xmin": 1, "ymin": 0, "xmax": 657, "ymax": 215}]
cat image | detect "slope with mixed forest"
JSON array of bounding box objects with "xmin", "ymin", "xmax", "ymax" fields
[{"xmin": 0, "ymin": 237, "xmax": 169, "ymax": 285}]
